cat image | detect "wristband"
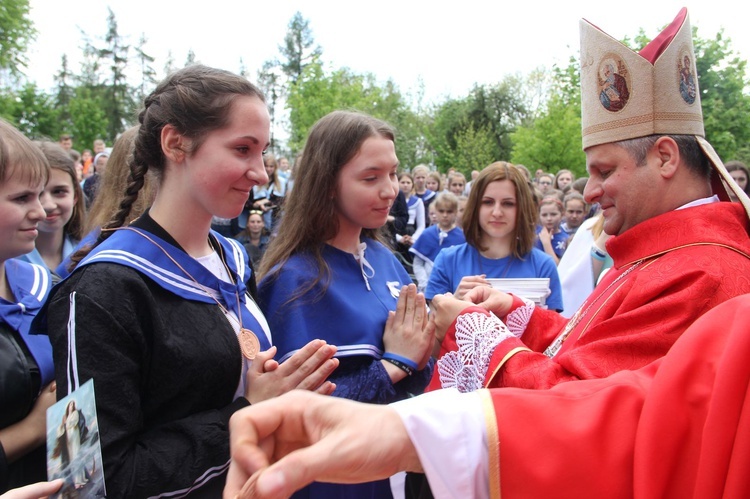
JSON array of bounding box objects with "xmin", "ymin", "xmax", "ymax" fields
[
  {"xmin": 382, "ymin": 352, "xmax": 419, "ymax": 370},
  {"xmin": 591, "ymin": 245, "xmax": 607, "ymax": 261},
  {"xmin": 382, "ymin": 357, "xmax": 415, "ymax": 376}
]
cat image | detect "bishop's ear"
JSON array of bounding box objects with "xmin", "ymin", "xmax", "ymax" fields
[{"xmin": 653, "ymin": 136, "xmax": 680, "ymax": 179}]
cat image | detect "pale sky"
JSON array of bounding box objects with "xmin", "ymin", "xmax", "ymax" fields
[{"xmin": 24, "ymin": 0, "xmax": 750, "ymax": 105}]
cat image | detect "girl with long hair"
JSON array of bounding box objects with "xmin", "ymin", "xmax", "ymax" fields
[
  {"xmin": 426, "ymin": 162, "xmax": 563, "ymax": 311},
  {"xmin": 17, "ymin": 142, "xmax": 85, "ymax": 275},
  {"xmin": 250, "ymin": 153, "xmax": 286, "ymax": 233},
  {"xmin": 258, "ymin": 110, "xmax": 434, "ymax": 499}
]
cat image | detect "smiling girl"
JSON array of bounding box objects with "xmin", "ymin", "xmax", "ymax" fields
[
  {"xmin": 0, "ymin": 119, "xmax": 57, "ymax": 493},
  {"xmin": 426, "ymin": 162, "xmax": 563, "ymax": 311},
  {"xmin": 18, "ymin": 142, "xmax": 84, "ymax": 274},
  {"xmin": 258, "ymin": 110, "xmax": 434, "ymax": 499},
  {"xmin": 38, "ymin": 66, "xmax": 337, "ymax": 498}
]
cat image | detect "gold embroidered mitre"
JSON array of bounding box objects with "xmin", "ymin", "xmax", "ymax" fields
[
  {"xmin": 579, "ymin": 8, "xmax": 750, "ymax": 212},
  {"xmin": 580, "ymin": 7, "xmax": 702, "ymax": 148}
]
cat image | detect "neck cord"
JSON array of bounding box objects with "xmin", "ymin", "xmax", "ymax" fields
[{"xmin": 105, "ymin": 227, "xmax": 260, "ymax": 359}]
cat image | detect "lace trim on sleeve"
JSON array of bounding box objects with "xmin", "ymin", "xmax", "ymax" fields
[
  {"xmin": 505, "ymin": 297, "xmax": 535, "ymax": 338},
  {"xmin": 437, "ymin": 311, "xmax": 515, "ymax": 393}
]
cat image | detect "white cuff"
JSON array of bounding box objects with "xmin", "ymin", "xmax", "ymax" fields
[{"xmin": 391, "ymin": 389, "xmax": 489, "ymax": 499}]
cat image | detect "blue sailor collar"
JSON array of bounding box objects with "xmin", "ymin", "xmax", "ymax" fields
[
  {"xmin": 1, "ymin": 259, "xmax": 54, "ymax": 385},
  {"xmin": 79, "ymin": 227, "xmax": 248, "ymax": 313}
]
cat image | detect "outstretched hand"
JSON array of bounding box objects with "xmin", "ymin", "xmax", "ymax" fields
[
  {"xmin": 429, "ymin": 293, "xmax": 474, "ymax": 344},
  {"xmin": 463, "ymin": 286, "xmax": 514, "ymax": 317},
  {"xmin": 224, "ymin": 391, "xmax": 422, "ymax": 499}
]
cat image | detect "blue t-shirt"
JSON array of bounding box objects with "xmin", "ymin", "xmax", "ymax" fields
[
  {"xmin": 426, "ymin": 243, "xmax": 563, "ymax": 311},
  {"xmin": 409, "ymin": 225, "xmax": 465, "ymax": 264},
  {"xmin": 534, "ymin": 226, "xmax": 570, "ymax": 259}
]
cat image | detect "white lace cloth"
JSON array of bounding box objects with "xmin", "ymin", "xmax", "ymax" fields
[{"xmin": 437, "ymin": 298, "xmax": 535, "ymax": 392}]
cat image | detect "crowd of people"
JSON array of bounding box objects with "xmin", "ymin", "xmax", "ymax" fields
[{"xmin": 1, "ymin": 7, "xmax": 750, "ymax": 499}]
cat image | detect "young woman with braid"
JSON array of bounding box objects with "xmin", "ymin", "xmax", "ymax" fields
[{"xmin": 33, "ymin": 65, "xmax": 339, "ymax": 498}]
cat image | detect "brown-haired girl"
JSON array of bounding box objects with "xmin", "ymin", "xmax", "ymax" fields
[
  {"xmin": 426, "ymin": 162, "xmax": 562, "ymax": 311},
  {"xmin": 17, "ymin": 141, "xmax": 85, "ymax": 275},
  {"xmin": 38, "ymin": 65, "xmax": 337, "ymax": 497},
  {"xmin": 258, "ymin": 110, "xmax": 434, "ymax": 499}
]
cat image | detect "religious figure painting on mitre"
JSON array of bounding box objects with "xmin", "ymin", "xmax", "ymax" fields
[
  {"xmin": 597, "ymin": 55, "xmax": 630, "ymax": 112},
  {"xmin": 678, "ymin": 49, "xmax": 697, "ymax": 105}
]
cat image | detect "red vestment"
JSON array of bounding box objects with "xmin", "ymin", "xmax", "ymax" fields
[
  {"xmin": 482, "ymin": 293, "xmax": 750, "ymax": 498},
  {"xmin": 430, "ymin": 202, "xmax": 750, "ymax": 391}
]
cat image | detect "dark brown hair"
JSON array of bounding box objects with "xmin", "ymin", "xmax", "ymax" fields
[
  {"xmin": 74, "ymin": 65, "xmax": 265, "ymax": 262},
  {"xmin": 34, "ymin": 141, "xmax": 86, "ymax": 241},
  {"xmin": 260, "ymin": 110, "xmax": 395, "ymax": 300}
]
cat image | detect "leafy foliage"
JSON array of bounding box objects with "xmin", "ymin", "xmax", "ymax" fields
[
  {"xmin": 1, "ymin": 8, "xmax": 747, "ymax": 171},
  {"xmin": 0, "ymin": 0, "xmax": 36, "ymax": 75},
  {"xmin": 279, "ymin": 12, "xmax": 322, "ymax": 84}
]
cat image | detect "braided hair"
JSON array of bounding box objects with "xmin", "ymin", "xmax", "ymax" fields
[{"xmin": 71, "ymin": 65, "xmax": 265, "ymax": 264}]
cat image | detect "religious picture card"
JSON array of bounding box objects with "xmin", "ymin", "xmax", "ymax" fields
[{"xmin": 46, "ymin": 378, "xmax": 106, "ymax": 498}]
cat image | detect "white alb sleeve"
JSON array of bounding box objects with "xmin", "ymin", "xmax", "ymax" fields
[{"xmin": 390, "ymin": 388, "xmax": 489, "ymax": 499}]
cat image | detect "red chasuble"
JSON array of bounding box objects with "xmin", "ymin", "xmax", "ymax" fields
[
  {"xmin": 481, "ymin": 293, "xmax": 750, "ymax": 498},
  {"xmin": 430, "ymin": 202, "xmax": 750, "ymax": 392}
]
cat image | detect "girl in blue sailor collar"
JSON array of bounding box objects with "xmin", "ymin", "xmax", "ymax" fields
[
  {"xmin": 0, "ymin": 119, "xmax": 58, "ymax": 493},
  {"xmin": 37, "ymin": 65, "xmax": 338, "ymax": 499},
  {"xmin": 258, "ymin": 110, "xmax": 435, "ymax": 499},
  {"xmin": 17, "ymin": 141, "xmax": 85, "ymax": 276}
]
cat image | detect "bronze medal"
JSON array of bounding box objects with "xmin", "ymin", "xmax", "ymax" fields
[{"xmin": 239, "ymin": 328, "xmax": 260, "ymax": 360}]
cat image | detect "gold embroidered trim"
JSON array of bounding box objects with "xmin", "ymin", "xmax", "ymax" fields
[
  {"xmin": 480, "ymin": 390, "xmax": 502, "ymax": 499},
  {"xmin": 582, "ymin": 111, "xmax": 702, "ymax": 136},
  {"xmin": 484, "ymin": 347, "xmax": 532, "ymax": 388},
  {"xmin": 622, "ymin": 241, "xmax": 750, "ymax": 267}
]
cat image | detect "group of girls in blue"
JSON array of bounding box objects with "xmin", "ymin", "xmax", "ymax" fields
[
  {"xmin": 1, "ymin": 63, "xmax": 570, "ymax": 499},
  {"xmin": 1, "ymin": 65, "xmax": 434, "ymax": 499}
]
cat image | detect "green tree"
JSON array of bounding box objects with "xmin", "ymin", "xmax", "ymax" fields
[
  {"xmin": 452, "ymin": 123, "xmax": 498, "ymax": 173},
  {"xmin": 693, "ymin": 29, "xmax": 750, "ymax": 162},
  {"xmin": 53, "ymin": 55, "xmax": 75, "ymax": 132},
  {"xmin": 97, "ymin": 8, "xmax": 135, "ymax": 141},
  {"xmin": 257, "ymin": 59, "xmax": 285, "ymax": 154},
  {"xmin": 286, "ymin": 59, "xmax": 417, "ymax": 159},
  {"xmin": 69, "ymin": 87, "xmax": 108, "ymax": 150},
  {"xmin": 510, "ymin": 93, "xmax": 586, "ymax": 176},
  {"xmin": 5, "ymin": 83, "xmax": 60, "ymax": 139},
  {"xmin": 427, "ymin": 76, "xmax": 531, "ymax": 174},
  {"xmin": 510, "ymin": 59, "xmax": 585, "ymax": 176},
  {"xmin": 0, "ymin": 0, "xmax": 36, "ymax": 76},
  {"xmin": 134, "ymin": 34, "xmax": 157, "ymax": 105},
  {"xmin": 279, "ymin": 12, "xmax": 322, "ymax": 84}
]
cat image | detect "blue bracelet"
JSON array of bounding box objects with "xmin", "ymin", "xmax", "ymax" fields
[{"xmin": 382, "ymin": 352, "xmax": 419, "ymax": 371}]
